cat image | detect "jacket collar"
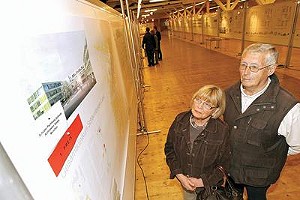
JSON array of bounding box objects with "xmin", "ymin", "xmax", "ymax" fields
[
  {"xmin": 228, "ymin": 74, "xmax": 280, "ymax": 118},
  {"xmin": 179, "ymin": 110, "xmax": 218, "ymax": 134}
]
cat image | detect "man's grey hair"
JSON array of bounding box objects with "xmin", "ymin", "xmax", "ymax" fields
[{"xmin": 242, "ymin": 43, "xmax": 279, "ymax": 66}]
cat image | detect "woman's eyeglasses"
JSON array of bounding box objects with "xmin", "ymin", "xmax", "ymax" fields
[{"xmin": 193, "ymin": 98, "xmax": 216, "ymax": 110}]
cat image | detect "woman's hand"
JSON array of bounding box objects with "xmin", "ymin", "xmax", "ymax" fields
[
  {"xmin": 176, "ymin": 174, "xmax": 196, "ymax": 191},
  {"xmin": 188, "ymin": 177, "xmax": 204, "ymax": 188}
]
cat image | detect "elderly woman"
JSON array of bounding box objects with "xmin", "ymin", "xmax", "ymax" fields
[{"xmin": 164, "ymin": 85, "xmax": 231, "ymax": 200}]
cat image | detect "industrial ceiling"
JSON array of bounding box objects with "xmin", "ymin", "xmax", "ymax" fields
[{"xmin": 103, "ymin": 0, "xmax": 277, "ymax": 21}]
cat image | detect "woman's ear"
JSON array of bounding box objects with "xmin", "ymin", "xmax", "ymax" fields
[{"xmin": 211, "ymin": 107, "xmax": 219, "ymax": 119}]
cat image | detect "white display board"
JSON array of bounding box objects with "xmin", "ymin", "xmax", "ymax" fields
[
  {"xmin": 192, "ymin": 15, "xmax": 203, "ymax": 34},
  {"xmin": 0, "ymin": 0, "xmax": 137, "ymax": 199},
  {"xmin": 177, "ymin": 17, "xmax": 185, "ymax": 32},
  {"xmin": 169, "ymin": 1, "xmax": 300, "ymax": 47},
  {"xmin": 244, "ymin": 1, "xmax": 295, "ymax": 45},
  {"xmin": 219, "ymin": 9, "xmax": 244, "ymax": 39}
]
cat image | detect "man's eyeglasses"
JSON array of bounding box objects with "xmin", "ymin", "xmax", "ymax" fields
[
  {"xmin": 193, "ymin": 98, "xmax": 216, "ymax": 110},
  {"xmin": 239, "ymin": 63, "xmax": 273, "ymax": 73}
]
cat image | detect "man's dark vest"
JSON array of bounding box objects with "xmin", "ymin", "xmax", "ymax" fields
[{"xmin": 224, "ymin": 74, "xmax": 298, "ymax": 186}]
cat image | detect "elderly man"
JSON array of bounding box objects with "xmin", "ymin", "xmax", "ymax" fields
[{"xmin": 224, "ymin": 43, "xmax": 300, "ymax": 200}]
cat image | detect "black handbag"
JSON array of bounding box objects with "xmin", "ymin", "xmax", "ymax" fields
[{"xmin": 197, "ymin": 166, "xmax": 243, "ymax": 200}]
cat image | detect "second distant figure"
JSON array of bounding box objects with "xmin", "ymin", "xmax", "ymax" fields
[
  {"xmin": 154, "ymin": 26, "xmax": 162, "ymax": 60},
  {"xmin": 151, "ymin": 29, "xmax": 159, "ymax": 65}
]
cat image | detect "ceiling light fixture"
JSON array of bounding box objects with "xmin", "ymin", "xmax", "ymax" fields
[
  {"xmin": 195, "ymin": 2, "xmax": 205, "ymax": 6},
  {"xmin": 209, "ymin": 6, "xmax": 219, "ymax": 10},
  {"xmin": 137, "ymin": 0, "xmax": 143, "ymax": 19},
  {"xmin": 149, "ymin": 0, "xmax": 168, "ymax": 3},
  {"xmin": 145, "ymin": 8, "xmax": 158, "ymax": 12}
]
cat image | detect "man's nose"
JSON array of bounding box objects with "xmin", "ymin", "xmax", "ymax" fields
[{"xmin": 243, "ymin": 66, "xmax": 251, "ymax": 74}]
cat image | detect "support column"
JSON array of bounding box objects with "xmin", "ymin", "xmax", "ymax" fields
[
  {"xmin": 240, "ymin": 0, "xmax": 248, "ymax": 56},
  {"xmin": 285, "ymin": 1, "xmax": 300, "ymax": 68}
]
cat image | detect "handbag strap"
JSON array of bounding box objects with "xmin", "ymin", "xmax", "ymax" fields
[
  {"xmin": 217, "ymin": 165, "xmax": 228, "ymax": 178},
  {"xmin": 216, "ymin": 165, "xmax": 228, "ymax": 187},
  {"xmin": 217, "ymin": 166, "xmax": 241, "ymax": 197}
]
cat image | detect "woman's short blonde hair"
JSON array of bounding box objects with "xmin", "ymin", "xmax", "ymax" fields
[{"xmin": 191, "ymin": 85, "xmax": 226, "ymax": 119}]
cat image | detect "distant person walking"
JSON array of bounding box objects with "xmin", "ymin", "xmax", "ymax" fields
[
  {"xmin": 154, "ymin": 26, "xmax": 162, "ymax": 60},
  {"xmin": 151, "ymin": 29, "xmax": 159, "ymax": 65},
  {"xmin": 142, "ymin": 27, "xmax": 155, "ymax": 67}
]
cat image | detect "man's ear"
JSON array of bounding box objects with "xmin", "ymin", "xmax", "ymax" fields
[{"xmin": 268, "ymin": 64, "xmax": 277, "ymax": 76}]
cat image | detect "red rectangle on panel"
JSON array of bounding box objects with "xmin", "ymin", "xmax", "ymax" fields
[{"xmin": 48, "ymin": 114, "xmax": 83, "ymax": 176}]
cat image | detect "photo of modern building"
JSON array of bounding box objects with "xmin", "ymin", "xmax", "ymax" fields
[{"xmin": 27, "ymin": 39, "xmax": 96, "ymax": 120}]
